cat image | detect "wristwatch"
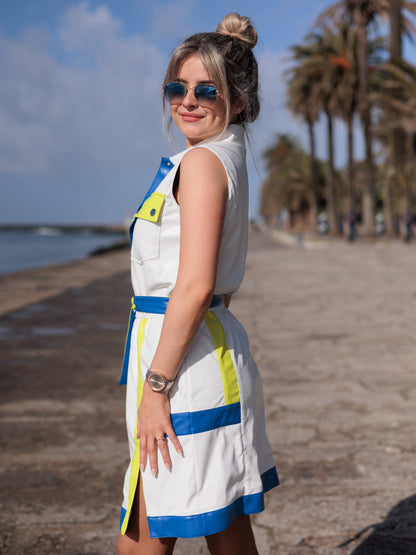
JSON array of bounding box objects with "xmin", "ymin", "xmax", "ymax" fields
[{"xmin": 145, "ymin": 370, "xmax": 176, "ymax": 393}]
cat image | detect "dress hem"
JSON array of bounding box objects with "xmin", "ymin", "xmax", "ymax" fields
[{"xmin": 120, "ymin": 466, "xmax": 279, "ymax": 539}]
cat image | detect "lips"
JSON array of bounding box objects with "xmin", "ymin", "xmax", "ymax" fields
[{"xmin": 180, "ymin": 113, "xmax": 203, "ymax": 122}]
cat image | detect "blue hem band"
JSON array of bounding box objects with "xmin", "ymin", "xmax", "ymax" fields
[
  {"xmin": 146, "ymin": 467, "xmax": 279, "ymax": 538},
  {"xmin": 120, "ymin": 466, "xmax": 279, "ymax": 536},
  {"xmin": 261, "ymin": 466, "xmax": 280, "ymax": 492}
]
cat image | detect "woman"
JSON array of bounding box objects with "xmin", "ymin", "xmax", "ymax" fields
[{"xmin": 117, "ymin": 13, "xmax": 279, "ymax": 555}]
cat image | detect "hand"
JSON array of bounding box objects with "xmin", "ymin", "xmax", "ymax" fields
[{"xmin": 136, "ymin": 382, "xmax": 183, "ymax": 477}]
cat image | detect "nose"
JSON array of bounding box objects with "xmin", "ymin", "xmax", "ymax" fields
[{"xmin": 182, "ymin": 86, "xmax": 198, "ymax": 108}]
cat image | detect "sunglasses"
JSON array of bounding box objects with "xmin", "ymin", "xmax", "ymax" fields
[{"xmin": 164, "ymin": 82, "xmax": 219, "ymax": 107}]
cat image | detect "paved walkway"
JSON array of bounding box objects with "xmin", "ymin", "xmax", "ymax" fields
[{"xmin": 1, "ymin": 231, "xmax": 415, "ymax": 553}]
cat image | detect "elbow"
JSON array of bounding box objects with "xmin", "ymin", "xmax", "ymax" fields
[
  {"xmin": 175, "ymin": 282, "xmax": 214, "ymax": 311},
  {"xmin": 189, "ymin": 285, "xmax": 215, "ymax": 310},
  {"xmin": 197, "ymin": 286, "xmax": 215, "ymax": 310}
]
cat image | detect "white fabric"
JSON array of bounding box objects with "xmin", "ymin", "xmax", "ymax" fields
[
  {"xmin": 131, "ymin": 124, "xmax": 249, "ymax": 297},
  {"xmin": 121, "ymin": 124, "xmax": 278, "ymax": 539}
]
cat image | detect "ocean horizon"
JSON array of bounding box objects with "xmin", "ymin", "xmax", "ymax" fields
[{"xmin": 0, "ymin": 225, "xmax": 128, "ymax": 276}]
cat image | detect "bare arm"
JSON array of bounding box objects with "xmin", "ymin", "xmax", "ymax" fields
[
  {"xmin": 137, "ymin": 147, "xmax": 228, "ymax": 475},
  {"xmin": 151, "ymin": 148, "xmax": 227, "ymax": 375}
]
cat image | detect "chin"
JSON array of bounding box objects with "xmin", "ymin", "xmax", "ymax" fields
[{"xmin": 186, "ymin": 128, "xmax": 222, "ymax": 145}]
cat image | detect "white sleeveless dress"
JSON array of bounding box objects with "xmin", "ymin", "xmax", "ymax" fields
[{"xmin": 120, "ymin": 124, "xmax": 279, "ymax": 539}]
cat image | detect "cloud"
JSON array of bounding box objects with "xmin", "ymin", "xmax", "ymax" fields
[
  {"xmin": 0, "ymin": 1, "xmax": 169, "ymax": 183},
  {"xmin": 149, "ymin": 0, "xmax": 195, "ymax": 44},
  {"xmin": 0, "ymin": 2, "xmax": 350, "ymax": 223},
  {"xmin": 59, "ymin": 1, "xmax": 122, "ymax": 52}
]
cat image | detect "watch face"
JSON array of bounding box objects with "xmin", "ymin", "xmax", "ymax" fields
[{"xmin": 148, "ymin": 373, "xmax": 166, "ymax": 392}]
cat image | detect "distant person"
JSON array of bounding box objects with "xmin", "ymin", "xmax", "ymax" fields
[
  {"xmin": 117, "ymin": 13, "xmax": 279, "ymax": 555},
  {"xmin": 404, "ymin": 211, "xmax": 412, "ymax": 243},
  {"xmin": 347, "ymin": 210, "xmax": 356, "ymax": 242}
]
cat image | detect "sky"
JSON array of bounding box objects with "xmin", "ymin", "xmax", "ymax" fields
[{"xmin": 0, "ymin": 1, "xmax": 414, "ymax": 225}]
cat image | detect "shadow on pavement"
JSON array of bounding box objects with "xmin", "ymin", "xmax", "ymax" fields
[{"xmin": 339, "ymin": 494, "xmax": 416, "ymax": 554}]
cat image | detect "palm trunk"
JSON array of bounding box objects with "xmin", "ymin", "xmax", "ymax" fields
[
  {"xmin": 361, "ymin": 112, "xmax": 375, "ymax": 236},
  {"xmin": 343, "ymin": 112, "xmax": 355, "ymax": 239},
  {"xmin": 347, "ymin": 114, "xmax": 355, "ymax": 210},
  {"xmin": 389, "ymin": 0, "xmax": 406, "ymax": 237},
  {"xmin": 325, "ymin": 109, "xmax": 337, "ymax": 234},
  {"xmin": 307, "ymin": 118, "xmax": 318, "ymax": 230},
  {"xmin": 384, "ymin": 178, "xmax": 395, "ymax": 235},
  {"xmin": 389, "ymin": 0, "xmax": 402, "ymax": 59},
  {"xmin": 384, "ymin": 140, "xmax": 395, "ymax": 236},
  {"xmin": 355, "ymin": 8, "xmax": 375, "ymax": 236},
  {"xmin": 404, "ymin": 129, "xmax": 414, "ymax": 212},
  {"xmin": 399, "ymin": 129, "xmax": 414, "ymax": 241},
  {"xmin": 406, "ymin": 130, "xmax": 413, "ymax": 201}
]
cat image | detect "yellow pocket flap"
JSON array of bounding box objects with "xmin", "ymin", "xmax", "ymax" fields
[{"xmin": 134, "ymin": 193, "xmax": 166, "ymax": 223}]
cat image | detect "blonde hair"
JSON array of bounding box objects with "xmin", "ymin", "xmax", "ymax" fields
[{"xmin": 163, "ymin": 13, "xmax": 259, "ymax": 135}]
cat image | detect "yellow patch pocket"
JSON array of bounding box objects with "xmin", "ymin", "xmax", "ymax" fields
[
  {"xmin": 134, "ymin": 193, "xmax": 165, "ymax": 223},
  {"xmin": 131, "ymin": 193, "xmax": 166, "ymax": 263}
]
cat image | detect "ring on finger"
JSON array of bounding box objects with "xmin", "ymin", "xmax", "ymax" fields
[{"xmin": 156, "ymin": 435, "xmax": 166, "ymax": 442}]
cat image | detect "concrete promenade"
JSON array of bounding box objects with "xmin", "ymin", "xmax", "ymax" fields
[{"xmin": 1, "ymin": 230, "xmax": 415, "ymax": 553}]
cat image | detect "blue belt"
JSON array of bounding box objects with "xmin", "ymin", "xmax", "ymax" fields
[{"xmin": 119, "ymin": 294, "xmax": 224, "ymax": 385}]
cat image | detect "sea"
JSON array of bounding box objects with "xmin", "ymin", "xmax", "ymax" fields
[{"xmin": 0, "ymin": 226, "xmax": 128, "ymax": 276}]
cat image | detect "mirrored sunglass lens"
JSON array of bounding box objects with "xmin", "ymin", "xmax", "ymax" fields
[
  {"xmin": 165, "ymin": 83, "xmax": 185, "ymax": 102},
  {"xmin": 195, "ymin": 85, "xmax": 217, "ymax": 104}
]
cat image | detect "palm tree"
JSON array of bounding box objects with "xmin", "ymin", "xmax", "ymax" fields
[
  {"xmin": 316, "ymin": 0, "xmax": 416, "ymax": 236},
  {"xmin": 287, "ymin": 24, "xmax": 364, "ymax": 236},
  {"xmin": 373, "ymin": 59, "xmax": 416, "ymax": 223},
  {"xmin": 316, "ymin": 1, "xmax": 384, "ymax": 235},
  {"xmin": 261, "ymin": 135, "xmax": 326, "ymax": 229},
  {"xmin": 286, "ymin": 44, "xmax": 322, "ymax": 229},
  {"xmin": 286, "ymin": 31, "xmax": 351, "ymax": 235},
  {"xmin": 306, "ymin": 24, "xmax": 360, "ymax": 233},
  {"xmin": 387, "ymin": 0, "xmax": 416, "ymax": 235}
]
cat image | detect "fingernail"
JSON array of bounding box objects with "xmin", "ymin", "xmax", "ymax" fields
[
  {"xmin": 140, "ymin": 464, "xmax": 145, "ymax": 472},
  {"xmin": 165, "ymin": 462, "xmax": 171, "ymax": 470},
  {"xmin": 151, "ymin": 467, "xmax": 157, "ymax": 476}
]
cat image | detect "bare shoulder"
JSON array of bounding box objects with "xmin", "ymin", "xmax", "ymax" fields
[{"xmin": 180, "ymin": 147, "xmax": 227, "ymax": 186}]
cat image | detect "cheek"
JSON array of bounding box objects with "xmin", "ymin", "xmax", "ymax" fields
[{"xmin": 214, "ymin": 100, "xmax": 227, "ymax": 120}]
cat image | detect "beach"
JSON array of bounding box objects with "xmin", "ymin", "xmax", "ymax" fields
[{"xmin": 1, "ymin": 230, "xmax": 416, "ymax": 554}]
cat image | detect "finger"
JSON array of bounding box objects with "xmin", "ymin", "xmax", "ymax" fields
[
  {"xmin": 157, "ymin": 437, "xmax": 172, "ymax": 470},
  {"xmin": 148, "ymin": 440, "xmax": 159, "ymax": 477},
  {"xmin": 165, "ymin": 425, "xmax": 183, "ymax": 456},
  {"xmin": 139, "ymin": 435, "xmax": 147, "ymax": 472}
]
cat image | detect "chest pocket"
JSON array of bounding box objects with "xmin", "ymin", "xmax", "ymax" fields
[{"xmin": 131, "ymin": 192, "xmax": 166, "ymax": 262}]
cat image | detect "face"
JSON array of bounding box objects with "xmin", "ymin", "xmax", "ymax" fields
[{"xmin": 168, "ymin": 54, "xmax": 229, "ymax": 148}]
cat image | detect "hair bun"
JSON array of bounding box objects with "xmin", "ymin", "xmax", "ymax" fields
[{"xmin": 216, "ymin": 13, "xmax": 257, "ymax": 49}]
